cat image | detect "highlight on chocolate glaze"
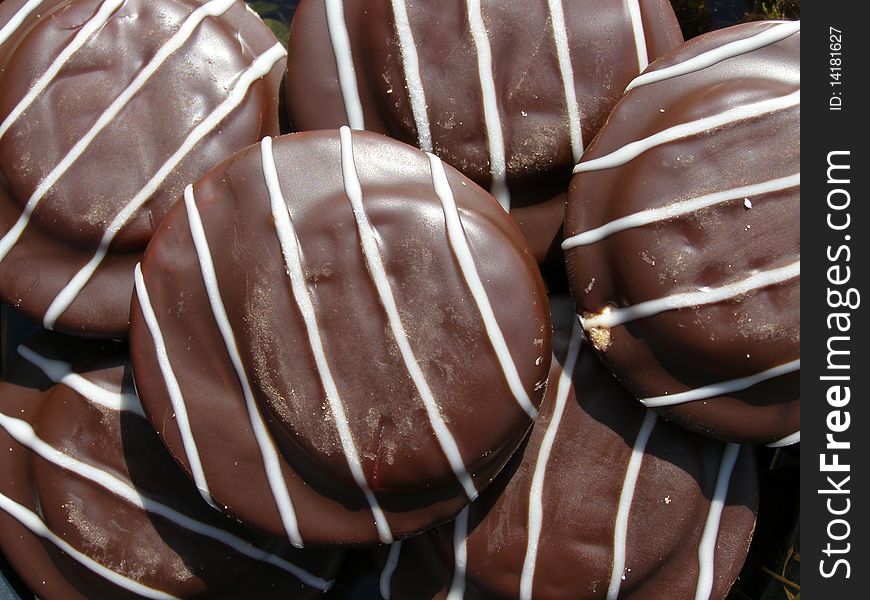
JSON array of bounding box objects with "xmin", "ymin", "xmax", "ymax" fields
[
  {"xmin": 0, "ymin": 1, "xmax": 800, "ymax": 598},
  {"xmin": 0, "ymin": 0, "xmax": 286, "ymax": 337},
  {"xmin": 128, "ymin": 128, "xmax": 551, "ymax": 546},
  {"xmin": 284, "ymin": 0, "xmax": 685, "ymax": 263},
  {"xmin": 563, "ymin": 19, "xmax": 800, "ymax": 446}
]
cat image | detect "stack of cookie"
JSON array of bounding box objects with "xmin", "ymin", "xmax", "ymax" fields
[{"xmin": 0, "ymin": 1, "xmax": 799, "ymax": 598}]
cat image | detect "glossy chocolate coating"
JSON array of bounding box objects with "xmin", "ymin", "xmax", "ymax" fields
[
  {"xmin": 1, "ymin": 0, "xmax": 65, "ymax": 57},
  {"xmin": 285, "ymin": 0, "xmax": 683, "ymax": 262},
  {"xmin": 0, "ymin": 0, "xmax": 285, "ymax": 337},
  {"xmin": 563, "ymin": 21, "xmax": 800, "ymax": 444},
  {"xmin": 129, "ymin": 129, "xmax": 551, "ymax": 546},
  {"xmin": 378, "ymin": 305, "xmax": 758, "ymax": 599},
  {"xmin": 0, "ymin": 334, "xmax": 342, "ymax": 599}
]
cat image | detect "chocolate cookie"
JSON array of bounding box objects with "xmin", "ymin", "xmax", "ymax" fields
[
  {"xmin": 562, "ymin": 21, "xmax": 800, "ymax": 445},
  {"xmin": 0, "ymin": 0, "xmax": 285, "ymax": 337},
  {"xmin": 0, "ymin": 334, "xmax": 342, "ymax": 599},
  {"xmin": 129, "ymin": 128, "xmax": 551, "ymax": 546},
  {"xmin": 285, "ymin": 0, "xmax": 683, "ymax": 262},
  {"xmin": 377, "ymin": 312, "xmax": 758, "ymax": 599}
]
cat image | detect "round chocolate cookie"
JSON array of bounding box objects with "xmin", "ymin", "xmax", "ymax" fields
[
  {"xmin": 562, "ymin": 21, "xmax": 800, "ymax": 445},
  {"xmin": 129, "ymin": 128, "xmax": 551, "ymax": 546},
  {"xmin": 0, "ymin": 0, "xmax": 286, "ymax": 337},
  {"xmin": 0, "ymin": 334, "xmax": 342, "ymax": 599},
  {"xmin": 377, "ymin": 308, "xmax": 758, "ymax": 600},
  {"xmin": 285, "ymin": 0, "xmax": 683, "ymax": 263}
]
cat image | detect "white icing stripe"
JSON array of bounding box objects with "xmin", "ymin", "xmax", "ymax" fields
[
  {"xmin": 324, "ymin": 0, "xmax": 365, "ymax": 129},
  {"xmin": 339, "ymin": 127, "xmax": 477, "ymax": 501},
  {"xmin": 466, "ymin": 0, "xmax": 509, "ymax": 211},
  {"xmin": 0, "ymin": 0, "xmax": 125, "ymax": 141},
  {"xmin": 519, "ymin": 324, "xmax": 582, "ymax": 600},
  {"xmin": 547, "ymin": 0, "xmax": 584, "ymax": 162},
  {"xmin": 642, "ymin": 359, "xmax": 800, "ymax": 408},
  {"xmin": 562, "ymin": 173, "xmax": 800, "ymax": 249},
  {"xmin": 626, "ymin": 21, "xmax": 801, "ymax": 92},
  {"xmin": 767, "ymin": 431, "xmax": 800, "ymax": 448},
  {"xmin": 0, "ymin": 0, "xmax": 45, "ymax": 47},
  {"xmin": 0, "ymin": 0, "xmax": 236, "ymax": 266},
  {"xmin": 694, "ymin": 443, "xmax": 740, "ymax": 600},
  {"xmin": 582, "ymin": 260, "xmax": 800, "ymax": 329},
  {"xmin": 391, "ymin": 0, "xmax": 432, "ymax": 152},
  {"xmin": 428, "ymin": 153, "xmax": 537, "ymax": 419},
  {"xmin": 573, "ymin": 91, "xmax": 801, "ymax": 174},
  {"xmin": 260, "ymin": 136, "xmax": 393, "ymax": 545},
  {"xmin": 183, "ymin": 185, "xmax": 303, "ymax": 549},
  {"xmin": 40, "ymin": 43, "xmax": 287, "ymax": 329},
  {"xmin": 625, "ymin": 0, "xmax": 649, "ymax": 71},
  {"xmin": 379, "ymin": 542, "xmax": 402, "ymax": 600},
  {"xmin": 446, "ymin": 506, "xmax": 470, "ymax": 600},
  {"xmin": 0, "ymin": 411, "xmax": 332, "ymax": 591},
  {"xmin": 606, "ymin": 410, "xmax": 658, "ymax": 600},
  {"xmin": 133, "ymin": 264, "xmax": 213, "ymax": 505},
  {"xmin": 0, "ymin": 492, "xmax": 178, "ymax": 598},
  {"xmin": 16, "ymin": 345, "xmax": 144, "ymax": 417}
]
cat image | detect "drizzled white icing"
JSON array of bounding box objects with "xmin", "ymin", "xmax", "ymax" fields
[
  {"xmin": 562, "ymin": 173, "xmax": 800, "ymax": 249},
  {"xmin": 0, "ymin": 0, "xmax": 125, "ymax": 141},
  {"xmin": 642, "ymin": 359, "xmax": 800, "ymax": 408},
  {"xmin": 260, "ymin": 136, "xmax": 393, "ymax": 545},
  {"xmin": 41, "ymin": 42, "xmax": 287, "ymax": 329},
  {"xmin": 0, "ymin": 0, "xmax": 235, "ymax": 267},
  {"xmin": 16, "ymin": 345, "xmax": 144, "ymax": 417},
  {"xmin": 339, "ymin": 127, "xmax": 477, "ymax": 501},
  {"xmin": 446, "ymin": 506, "xmax": 470, "ymax": 600},
  {"xmin": 0, "ymin": 0, "xmax": 45, "ymax": 47},
  {"xmin": 606, "ymin": 410, "xmax": 658, "ymax": 600},
  {"xmin": 767, "ymin": 431, "xmax": 800, "ymax": 448},
  {"xmin": 581, "ymin": 260, "xmax": 800, "ymax": 329},
  {"xmin": 547, "ymin": 0, "xmax": 584, "ymax": 163},
  {"xmin": 324, "ymin": 0, "xmax": 365, "ymax": 129},
  {"xmin": 379, "ymin": 541, "xmax": 402, "ymax": 599},
  {"xmin": 184, "ymin": 185, "xmax": 303, "ymax": 548},
  {"xmin": 574, "ymin": 91, "xmax": 801, "ymax": 174},
  {"xmin": 390, "ymin": 0, "xmax": 432, "ymax": 152},
  {"xmin": 428, "ymin": 152, "xmax": 536, "ymax": 418},
  {"xmin": 625, "ymin": 0, "xmax": 649, "ymax": 71},
  {"xmin": 0, "ymin": 491, "xmax": 179, "ymax": 599},
  {"xmin": 427, "ymin": 347, "xmax": 746, "ymax": 599},
  {"xmin": 0, "ymin": 0, "xmax": 130, "ymax": 263},
  {"xmin": 134, "ymin": 264, "xmax": 213, "ymax": 506},
  {"xmin": 519, "ymin": 324, "xmax": 582, "ymax": 599},
  {"xmin": 626, "ymin": 21, "xmax": 801, "ymax": 92},
  {"xmin": 694, "ymin": 443, "xmax": 740, "ymax": 600},
  {"xmin": 567, "ymin": 26, "xmax": 800, "ymax": 448},
  {"xmin": 0, "ymin": 411, "xmax": 332, "ymax": 591},
  {"xmin": 466, "ymin": 0, "xmax": 509, "ymax": 211}
]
